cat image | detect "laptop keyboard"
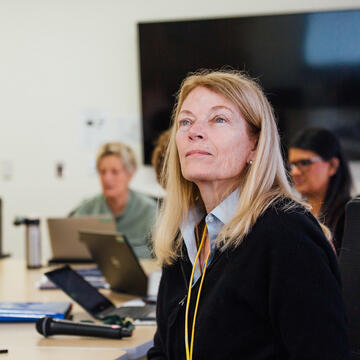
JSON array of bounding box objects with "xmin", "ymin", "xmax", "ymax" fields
[{"xmin": 112, "ymin": 305, "xmax": 156, "ymax": 319}]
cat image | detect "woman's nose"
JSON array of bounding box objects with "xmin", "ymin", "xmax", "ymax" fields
[
  {"xmin": 101, "ymin": 172, "xmax": 112, "ymax": 182},
  {"xmin": 188, "ymin": 122, "xmax": 206, "ymax": 141},
  {"xmin": 290, "ymin": 165, "xmax": 302, "ymax": 176}
]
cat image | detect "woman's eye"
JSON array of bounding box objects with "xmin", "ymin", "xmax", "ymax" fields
[
  {"xmin": 179, "ymin": 119, "xmax": 191, "ymax": 127},
  {"xmin": 215, "ymin": 117, "xmax": 226, "ymax": 123}
]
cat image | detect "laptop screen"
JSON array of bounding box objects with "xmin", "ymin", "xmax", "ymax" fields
[
  {"xmin": 47, "ymin": 217, "xmax": 116, "ymax": 261},
  {"xmin": 79, "ymin": 231, "xmax": 148, "ymax": 296},
  {"xmin": 45, "ymin": 265, "xmax": 114, "ymax": 318}
]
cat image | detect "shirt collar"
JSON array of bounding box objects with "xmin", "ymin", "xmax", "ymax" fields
[
  {"xmin": 180, "ymin": 188, "xmax": 240, "ymax": 265},
  {"xmin": 210, "ymin": 188, "xmax": 239, "ymax": 225}
]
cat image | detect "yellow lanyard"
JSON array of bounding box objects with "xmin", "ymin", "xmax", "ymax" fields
[{"xmin": 185, "ymin": 224, "xmax": 211, "ymax": 360}]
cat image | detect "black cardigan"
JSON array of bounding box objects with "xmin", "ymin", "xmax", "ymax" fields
[{"xmin": 147, "ymin": 202, "xmax": 349, "ymax": 360}]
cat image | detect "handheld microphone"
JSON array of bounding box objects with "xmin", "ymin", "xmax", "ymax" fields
[{"xmin": 36, "ymin": 316, "xmax": 133, "ymax": 339}]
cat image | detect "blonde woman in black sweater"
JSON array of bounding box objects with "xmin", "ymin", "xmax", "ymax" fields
[{"xmin": 148, "ymin": 70, "xmax": 349, "ymax": 360}]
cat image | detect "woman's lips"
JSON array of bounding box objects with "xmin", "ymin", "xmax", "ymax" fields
[
  {"xmin": 185, "ymin": 150, "xmax": 212, "ymax": 157},
  {"xmin": 292, "ymin": 177, "xmax": 305, "ymax": 186}
]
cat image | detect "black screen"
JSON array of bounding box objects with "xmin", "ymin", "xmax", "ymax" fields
[
  {"xmin": 138, "ymin": 9, "xmax": 360, "ymax": 164},
  {"xmin": 45, "ymin": 265, "xmax": 114, "ymax": 318}
]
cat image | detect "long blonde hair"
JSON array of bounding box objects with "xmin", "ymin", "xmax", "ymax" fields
[{"xmin": 153, "ymin": 69, "xmax": 305, "ymax": 265}]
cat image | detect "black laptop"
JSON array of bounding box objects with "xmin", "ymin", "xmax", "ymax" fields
[
  {"xmin": 45, "ymin": 265, "xmax": 156, "ymax": 323},
  {"xmin": 78, "ymin": 231, "xmax": 148, "ymax": 297}
]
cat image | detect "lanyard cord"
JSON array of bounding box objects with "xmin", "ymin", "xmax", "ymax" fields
[{"xmin": 185, "ymin": 224, "xmax": 211, "ymax": 360}]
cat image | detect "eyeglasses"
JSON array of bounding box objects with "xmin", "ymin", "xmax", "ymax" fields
[{"xmin": 289, "ymin": 157, "xmax": 323, "ymax": 172}]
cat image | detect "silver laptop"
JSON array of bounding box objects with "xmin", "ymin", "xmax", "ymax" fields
[
  {"xmin": 47, "ymin": 217, "xmax": 116, "ymax": 262},
  {"xmin": 79, "ymin": 230, "xmax": 150, "ymax": 297}
]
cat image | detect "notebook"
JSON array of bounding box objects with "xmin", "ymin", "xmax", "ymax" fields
[
  {"xmin": 45, "ymin": 265, "xmax": 156, "ymax": 323},
  {"xmin": 79, "ymin": 231, "xmax": 149, "ymax": 297},
  {"xmin": 47, "ymin": 217, "xmax": 116, "ymax": 263},
  {"xmin": 0, "ymin": 301, "xmax": 72, "ymax": 322}
]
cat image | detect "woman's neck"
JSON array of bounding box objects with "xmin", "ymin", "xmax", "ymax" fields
[
  {"xmin": 105, "ymin": 190, "xmax": 130, "ymax": 216},
  {"xmin": 196, "ymin": 180, "xmax": 237, "ymax": 213},
  {"xmin": 306, "ymin": 192, "xmax": 326, "ymax": 218}
]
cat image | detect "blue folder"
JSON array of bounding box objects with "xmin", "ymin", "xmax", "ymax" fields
[{"xmin": 0, "ymin": 301, "xmax": 72, "ymax": 322}]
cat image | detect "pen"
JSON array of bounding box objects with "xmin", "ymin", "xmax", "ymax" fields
[{"xmin": 0, "ymin": 349, "xmax": 8, "ymax": 354}]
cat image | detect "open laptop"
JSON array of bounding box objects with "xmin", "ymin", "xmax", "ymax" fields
[
  {"xmin": 79, "ymin": 230, "xmax": 151, "ymax": 297},
  {"xmin": 45, "ymin": 265, "xmax": 156, "ymax": 323},
  {"xmin": 47, "ymin": 217, "xmax": 116, "ymax": 263}
]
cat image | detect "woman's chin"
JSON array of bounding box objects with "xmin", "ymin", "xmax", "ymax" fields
[
  {"xmin": 183, "ymin": 171, "xmax": 213, "ymax": 183},
  {"xmin": 294, "ymin": 185, "xmax": 311, "ymax": 197},
  {"xmin": 104, "ymin": 191, "xmax": 119, "ymax": 199}
]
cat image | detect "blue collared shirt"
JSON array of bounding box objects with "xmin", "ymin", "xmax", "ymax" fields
[{"xmin": 180, "ymin": 189, "xmax": 240, "ymax": 283}]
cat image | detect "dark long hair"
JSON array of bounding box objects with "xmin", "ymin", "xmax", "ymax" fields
[{"xmin": 290, "ymin": 128, "xmax": 353, "ymax": 231}]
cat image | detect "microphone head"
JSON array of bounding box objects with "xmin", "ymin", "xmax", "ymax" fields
[{"xmin": 36, "ymin": 316, "xmax": 52, "ymax": 337}]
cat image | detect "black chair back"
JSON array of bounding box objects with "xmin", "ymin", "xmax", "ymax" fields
[{"xmin": 338, "ymin": 197, "xmax": 360, "ymax": 359}]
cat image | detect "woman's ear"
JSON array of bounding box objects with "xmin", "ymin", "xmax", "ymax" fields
[
  {"xmin": 246, "ymin": 137, "xmax": 258, "ymax": 164},
  {"xmin": 329, "ymin": 157, "xmax": 340, "ymax": 176},
  {"xmin": 251, "ymin": 136, "xmax": 259, "ymax": 151},
  {"xmin": 246, "ymin": 133, "xmax": 258, "ymax": 164}
]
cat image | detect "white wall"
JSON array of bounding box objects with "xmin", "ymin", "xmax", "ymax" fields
[{"xmin": 1, "ymin": 0, "xmax": 359, "ymax": 261}]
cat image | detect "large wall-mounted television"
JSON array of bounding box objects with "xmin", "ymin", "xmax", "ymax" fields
[{"xmin": 138, "ymin": 9, "xmax": 360, "ymax": 164}]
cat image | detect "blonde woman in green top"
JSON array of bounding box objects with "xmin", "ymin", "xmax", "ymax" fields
[{"xmin": 70, "ymin": 142, "xmax": 157, "ymax": 258}]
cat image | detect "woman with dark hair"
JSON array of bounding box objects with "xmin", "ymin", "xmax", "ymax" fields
[{"xmin": 288, "ymin": 127, "xmax": 353, "ymax": 254}]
